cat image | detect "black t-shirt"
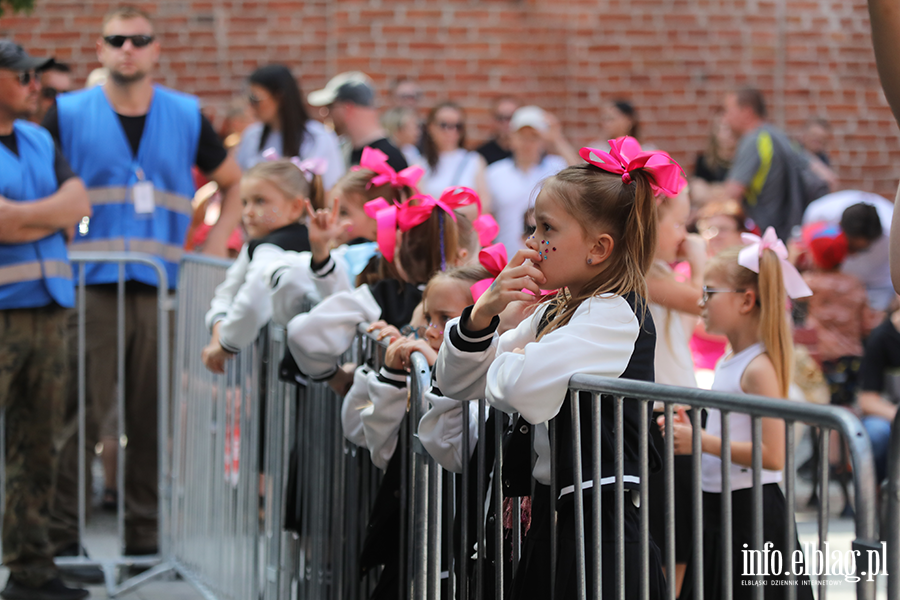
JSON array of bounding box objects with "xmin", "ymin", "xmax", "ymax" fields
[
  {"xmin": 350, "ymin": 137, "xmax": 408, "ymax": 173},
  {"xmin": 41, "ymin": 103, "xmax": 228, "ymax": 174},
  {"xmin": 859, "ymin": 318, "xmax": 900, "ymax": 393},
  {"xmin": 693, "ymin": 153, "xmax": 729, "ymax": 183},
  {"xmin": 0, "ymin": 131, "xmax": 76, "ymax": 186},
  {"xmin": 477, "ymin": 138, "xmax": 512, "ymax": 166}
]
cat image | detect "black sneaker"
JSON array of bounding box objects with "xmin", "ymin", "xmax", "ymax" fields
[
  {"xmin": 0, "ymin": 577, "xmax": 89, "ymax": 600},
  {"xmin": 54, "ymin": 544, "xmax": 104, "ymax": 585}
]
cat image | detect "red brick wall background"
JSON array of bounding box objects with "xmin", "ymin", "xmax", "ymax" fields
[{"xmin": 2, "ymin": 0, "xmax": 898, "ymax": 197}]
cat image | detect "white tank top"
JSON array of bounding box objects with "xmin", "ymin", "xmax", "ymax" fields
[{"xmin": 701, "ymin": 342, "xmax": 783, "ymax": 492}]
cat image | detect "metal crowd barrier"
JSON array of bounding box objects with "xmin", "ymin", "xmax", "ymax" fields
[
  {"xmin": 886, "ymin": 408, "xmax": 900, "ymax": 600},
  {"xmin": 162, "ymin": 253, "xmax": 883, "ymax": 600},
  {"xmin": 0, "ymin": 252, "xmax": 176, "ymax": 597}
]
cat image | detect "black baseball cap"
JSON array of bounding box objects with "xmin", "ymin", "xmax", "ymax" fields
[{"xmin": 0, "ymin": 40, "xmax": 53, "ymax": 72}]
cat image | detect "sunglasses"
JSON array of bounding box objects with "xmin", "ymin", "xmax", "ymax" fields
[
  {"xmin": 437, "ymin": 121, "xmax": 463, "ymax": 132},
  {"xmin": 103, "ymin": 34, "xmax": 155, "ymax": 48},
  {"xmin": 494, "ymin": 113, "xmax": 514, "ymax": 122},
  {"xmin": 0, "ymin": 70, "xmax": 36, "ymax": 86},
  {"xmin": 247, "ymin": 93, "xmax": 261, "ymax": 105}
]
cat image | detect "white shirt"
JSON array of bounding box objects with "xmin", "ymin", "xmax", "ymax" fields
[
  {"xmin": 701, "ymin": 343, "xmax": 783, "ymax": 493},
  {"xmin": 486, "ymin": 155, "xmax": 568, "ymax": 253},
  {"xmin": 419, "ymin": 148, "xmax": 481, "ymax": 198},
  {"xmin": 236, "ymin": 120, "xmax": 346, "ymax": 190},
  {"xmin": 802, "ymin": 190, "xmax": 894, "ymax": 311}
]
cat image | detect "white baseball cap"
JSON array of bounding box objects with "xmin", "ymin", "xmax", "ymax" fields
[
  {"xmin": 308, "ymin": 71, "xmax": 376, "ymax": 107},
  {"xmin": 510, "ymin": 105, "xmax": 548, "ymax": 133}
]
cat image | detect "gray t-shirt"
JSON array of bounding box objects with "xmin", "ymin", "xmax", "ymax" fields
[{"xmin": 728, "ymin": 123, "xmax": 806, "ymax": 240}]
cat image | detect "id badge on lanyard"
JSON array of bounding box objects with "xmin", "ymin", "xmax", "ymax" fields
[{"xmin": 132, "ymin": 166, "xmax": 155, "ymax": 216}]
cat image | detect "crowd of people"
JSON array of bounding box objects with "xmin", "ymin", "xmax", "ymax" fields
[{"xmin": 1, "ymin": 4, "xmax": 899, "ymax": 600}]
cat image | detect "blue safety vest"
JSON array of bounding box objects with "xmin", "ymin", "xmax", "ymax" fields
[
  {"xmin": 57, "ymin": 84, "xmax": 200, "ymax": 289},
  {"xmin": 0, "ymin": 121, "xmax": 74, "ymax": 310}
]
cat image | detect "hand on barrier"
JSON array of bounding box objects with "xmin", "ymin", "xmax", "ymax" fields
[
  {"xmin": 327, "ymin": 362, "xmax": 357, "ymax": 396},
  {"xmin": 657, "ymin": 406, "xmax": 695, "ymax": 455},
  {"xmin": 367, "ymin": 320, "xmax": 403, "ymax": 342},
  {"xmin": 468, "ymin": 248, "xmax": 545, "ymax": 331},
  {"xmin": 202, "ymin": 323, "xmax": 233, "ymax": 374},
  {"xmin": 306, "ymin": 196, "xmax": 350, "ymax": 264},
  {"xmin": 385, "ymin": 337, "xmax": 438, "ymax": 371}
]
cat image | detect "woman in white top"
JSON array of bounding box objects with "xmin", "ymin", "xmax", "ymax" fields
[
  {"xmin": 419, "ymin": 102, "xmax": 491, "ymax": 204},
  {"xmin": 236, "ymin": 64, "xmax": 345, "ymax": 190},
  {"xmin": 486, "ymin": 106, "xmax": 579, "ymax": 253}
]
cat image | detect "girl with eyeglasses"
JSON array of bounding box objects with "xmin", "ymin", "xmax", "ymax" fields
[
  {"xmin": 661, "ymin": 228, "xmax": 814, "ymax": 600},
  {"xmin": 419, "ymin": 101, "xmax": 492, "ymax": 211},
  {"xmin": 235, "ymin": 64, "xmax": 345, "ymax": 190}
]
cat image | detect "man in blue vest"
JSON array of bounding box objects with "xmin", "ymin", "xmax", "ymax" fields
[
  {"xmin": 41, "ymin": 6, "xmax": 243, "ymax": 575},
  {"xmin": 0, "ymin": 40, "xmax": 92, "ymax": 600}
]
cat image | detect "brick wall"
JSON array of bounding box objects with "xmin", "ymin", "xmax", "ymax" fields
[{"xmin": 2, "ymin": 0, "xmax": 898, "ymax": 197}]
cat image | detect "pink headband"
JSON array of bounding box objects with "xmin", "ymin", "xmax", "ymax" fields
[
  {"xmin": 579, "ymin": 137, "xmax": 687, "ymax": 198},
  {"xmin": 363, "ymin": 195, "xmax": 458, "ymax": 263},
  {"xmin": 437, "ymin": 186, "xmax": 499, "ymax": 246},
  {"xmin": 261, "ymin": 148, "xmax": 328, "ymax": 182},
  {"xmin": 738, "ymin": 227, "xmax": 812, "ymax": 299},
  {"xmin": 353, "ymin": 146, "xmax": 424, "ymax": 191}
]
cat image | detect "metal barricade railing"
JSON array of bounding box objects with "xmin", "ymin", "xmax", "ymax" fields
[
  {"xmin": 162, "ymin": 252, "xmax": 884, "ymax": 600},
  {"xmin": 0, "ymin": 252, "xmax": 178, "ymax": 597},
  {"xmin": 885, "ymin": 408, "xmax": 900, "ymax": 600},
  {"xmin": 557, "ymin": 375, "xmax": 879, "ymax": 600}
]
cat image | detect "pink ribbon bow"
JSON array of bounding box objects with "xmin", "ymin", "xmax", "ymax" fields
[
  {"xmin": 354, "ymin": 147, "xmax": 424, "ymax": 190},
  {"xmin": 363, "ymin": 195, "xmax": 458, "ymax": 263},
  {"xmin": 437, "ymin": 186, "xmax": 499, "ymax": 246},
  {"xmin": 737, "ymin": 227, "xmax": 812, "ymax": 299},
  {"xmin": 261, "ymin": 148, "xmax": 328, "ymax": 182},
  {"xmin": 470, "ymin": 243, "xmax": 508, "ymax": 302},
  {"xmin": 579, "ymin": 137, "xmax": 687, "ymax": 198}
]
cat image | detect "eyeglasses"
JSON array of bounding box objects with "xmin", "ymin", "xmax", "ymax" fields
[
  {"xmin": 402, "ymin": 322, "xmax": 444, "ymax": 339},
  {"xmin": 437, "ymin": 121, "xmax": 463, "ymax": 132},
  {"xmin": 0, "ymin": 70, "xmax": 36, "ymax": 86},
  {"xmin": 397, "ymin": 92, "xmax": 420, "ymax": 101},
  {"xmin": 701, "ymin": 286, "xmax": 747, "ymax": 303},
  {"xmin": 103, "ymin": 34, "xmax": 155, "ymax": 48}
]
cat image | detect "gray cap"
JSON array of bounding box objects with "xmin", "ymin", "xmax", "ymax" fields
[
  {"xmin": 0, "ymin": 40, "xmax": 52, "ymax": 72},
  {"xmin": 308, "ymin": 71, "xmax": 376, "ymax": 107}
]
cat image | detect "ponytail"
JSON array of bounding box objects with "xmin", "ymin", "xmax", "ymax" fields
[
  {"xmin": 307, "ymin": 173, "xmax": 326, "ymax": 211},
  {"xmin": 758, "ymin": 248, "xmax": 793, "ymax": 398},
  {"xmin": 536, "ymin": 165, "xmax": 658, "ymax": 338},
  {"xmin": 707, "ymin": 246, "xmax": 794, "ymax": 398}
]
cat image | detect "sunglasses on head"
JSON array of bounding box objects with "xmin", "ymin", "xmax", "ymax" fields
[
  {"xmin": 1, "ymin": 70, "xmax": 36, "ymax": 86},
  {"xmin": 103, "ymin": 34, "xmax": 155, "ymax": 48},
  {"xmin": 438, "ymin": 121, "xmax": 463, "ymax": 132}
]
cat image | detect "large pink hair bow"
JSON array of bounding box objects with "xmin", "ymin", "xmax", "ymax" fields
[
  {"xmin": 738, "ymin": 227, "xmax": 812, "ymax": 299},
  {"xmin": 579, "ymin": 137, "xmax": 686, "ymax": 198},
  {"xmin": 363, "ymin": 195, "xmax": 457, "ymax": 262},
  {"xmin": 261, "ymin": 148, "xmax": 328, "ymax": 182},
  {"xmin": 353, "ymin": 147, "xmax": 424, "ymax": 190},
  {"xmin": 470, "ymin": 243, "xmax": 508, "ymax": 302},
  {"xmin": 438, "ymin": 186, "xmax": 499, "ymax": 246}
]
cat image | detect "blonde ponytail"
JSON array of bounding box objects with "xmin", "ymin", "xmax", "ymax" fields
[{"xmin": 757, "ymin": 248, "xmax": 793, "ymax": 398}]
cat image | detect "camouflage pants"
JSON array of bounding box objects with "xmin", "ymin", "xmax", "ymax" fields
[{"xmin": 0, "ymin": 305, "xmax": 66, "ymax": 586}]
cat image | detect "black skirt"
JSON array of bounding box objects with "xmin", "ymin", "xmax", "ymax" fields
[
  {"xmin": 648, "ymin": 416, "xmax": 696, "ymax": 564},
  {"xmin": 510, "ymin": 484, "xmax": 666, "ymax": 600},
  {"xmin": 682, "ymin": 484, "xmax": 815, "ymax": 600}
]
